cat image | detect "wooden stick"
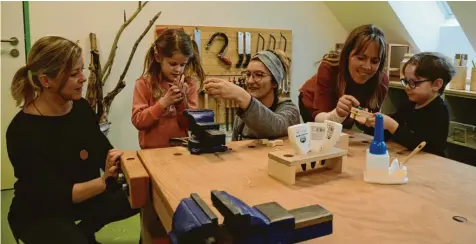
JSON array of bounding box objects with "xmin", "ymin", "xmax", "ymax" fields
[
  {"xmin": 101, "ymin": 1, "xmax": 149, "ymax": 85},
  {"xmin": 102, "ymin": 10, "xmax": 162, "ymax": 114},
  {"xmin": 401, "ymin": 141, "xmax": 426, "ymax": 164}
]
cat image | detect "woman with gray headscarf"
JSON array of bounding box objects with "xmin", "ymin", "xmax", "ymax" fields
[{"xmin": 204, "ymin": 49, "xmax": 300, "ymax": 141}]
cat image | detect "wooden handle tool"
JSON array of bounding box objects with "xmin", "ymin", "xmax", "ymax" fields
[{"xmin": 401, "ymin": 141, "xmax": 426, "ymax": 164}]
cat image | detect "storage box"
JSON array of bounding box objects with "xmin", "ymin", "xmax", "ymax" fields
[
  {"xmin": 470, "ymin": 67, "xmax": 476, "ymax": 92},
  {"xmin": 449, "ymin": 66, "xmax": 467, "ymax": 90},
  {"xmin": 448, "ymin": 121, "xmax": 476, "ymax": 148}
]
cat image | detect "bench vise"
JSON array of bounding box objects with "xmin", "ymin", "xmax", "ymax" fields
[
  {"xmin": 168, "ymin": 190, "xmax": 333, "ymax": 244},
  {"xmin": 184, "ymin": 109, "xmax": 228, "ymax": 155}
]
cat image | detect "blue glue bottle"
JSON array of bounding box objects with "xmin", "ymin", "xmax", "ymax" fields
[{"xmin": 364, "ymin": 113, "xmax": 390, "ymax": 182}]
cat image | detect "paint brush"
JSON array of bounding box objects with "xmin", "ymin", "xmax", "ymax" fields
[{"xmin": 400, "ymin": 141, "xmax": 426, "ymax": 165}]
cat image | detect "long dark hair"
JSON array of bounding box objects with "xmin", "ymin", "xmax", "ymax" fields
[
  {"xmin": 336, "ymin": 24, "xmax": 388, "ymax": 110},
  {"xmin": 142, "ymin": 28, "xmax": 205, "ymax": 100}
]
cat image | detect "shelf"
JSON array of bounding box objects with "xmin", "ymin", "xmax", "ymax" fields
[
  {"xmin": 447, "ymin": 138, "xmax": 476, "ymax": 150},
  {"xmin": 389, "ymin": 81, "xmax": 476, "ymax": 99},
  {"xmin": 445, "ymin": 84, "xmax": 476, "ymax": 99},
  {"xmin": 389, "ymin": 81, "xmax": 404, "ymax": 90}
]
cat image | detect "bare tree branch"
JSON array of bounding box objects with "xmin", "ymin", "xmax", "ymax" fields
[
  {"xmin": 101, "ymin": 1, "xmax": 149, "ymax": 85},
  {"xmin": 103, "ymin": 11, "xmax": 162, "ymax": 113}
]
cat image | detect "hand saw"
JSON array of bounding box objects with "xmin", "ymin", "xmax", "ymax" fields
[
  {"xmin": 243, "ymin": 32, "xmax": 252, "ymax": 68},
  {"xmin": 236, "ymin": 32, "xmax": 244, "ymax": 68},
  {"xmin": 194, "ymin": 28, "xmax": 209, "ymax": 109},
  {"xmin": 193, "ymin": 28, "xmax": 202, "ymax": 58}
]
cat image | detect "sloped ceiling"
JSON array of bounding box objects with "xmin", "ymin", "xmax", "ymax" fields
[
  {"xmin": 448, "ymin": 1, "xmax": 476, "ymax": 51},
  {"xmin": 324, "ymin": 1, "xmax": 419, "ymax": 52}
]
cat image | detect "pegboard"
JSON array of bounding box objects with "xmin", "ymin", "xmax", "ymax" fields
[{"xmin": 155, "ymin": 25, "xmax": 293, "ymax": 125}]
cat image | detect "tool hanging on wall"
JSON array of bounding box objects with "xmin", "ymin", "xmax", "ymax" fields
[
  {"xmin": 243, "ymin": 32, "xmax": 252, "ymax": 68},
  {"xmin": 194, "ymin": 28, "xmax": 202, "ymax": 58},
  {"xmin": 194, "ymin": 28, "xmax": 209, "ymax": 109},
  {"xmin": 268, "ymin": 33, "xmax": 276, "ymax": 50},
  {"xmin": 225, "ymin": 77, "xmax": 231, "ymax": 131},
  {"xmin": 256, "ymin": 33, "xmax": 265, "ymax": 54},
  {"xmin": 206, "ymin": 32, "xmax": 232, "ymax": 67},
  {"xmin": 279, "ymin": 33, "xmax": 287, "ymax": 53},
  {"xmin": 235, "ymin": 32, "xmax": 244, "ymax": 68}
]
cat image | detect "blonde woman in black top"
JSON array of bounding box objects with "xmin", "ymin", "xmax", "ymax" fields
[{"xmin": 6, "ymin": 36, "xmax": 139, "ymax": 244}]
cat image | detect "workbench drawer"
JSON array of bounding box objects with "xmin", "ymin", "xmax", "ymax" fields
[{"xmin": 449, "ymin": 121, "xmax": 476, "ymax": 148}]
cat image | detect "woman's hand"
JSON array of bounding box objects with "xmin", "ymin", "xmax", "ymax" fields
[
  {"xmin": 103, "ymin": 149, "xmax": 123, "ymax": 181},
  {"xmin": 336, "ymin": 95, "xmax": 360, "ymax": 117},
  {"xmin": 204, "ymin": 78, "xmax": 251, "ymax": 109},
  {"xmin": 159, "ymin": 85, "xmax": 183, "ymax": 107}
]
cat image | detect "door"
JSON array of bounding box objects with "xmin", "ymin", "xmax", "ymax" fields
[{"xmin": 1, "ymin": 1, "xmax": 26, "ymax": 190}]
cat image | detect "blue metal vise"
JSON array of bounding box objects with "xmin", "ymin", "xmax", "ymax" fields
[
  {"xmin": 168, "ymin": 190, "xmax": 333, "ymax": 244},
  {"xmin": 183, "ymin": 109, "xmax": 228, "ymax": 155}
]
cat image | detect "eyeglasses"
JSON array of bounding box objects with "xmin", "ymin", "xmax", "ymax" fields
[
  {"xmin": 400, "ymin": 78, "xmax": 433, "ymax": 89},
  {"xmin": 241, "ymin": 70, "xmax": 270, "ymax": 82}
]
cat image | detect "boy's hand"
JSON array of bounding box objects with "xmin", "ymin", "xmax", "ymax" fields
[{"xmin": 364, "ymin": 114, "xmax": 399, "ymax": 134}]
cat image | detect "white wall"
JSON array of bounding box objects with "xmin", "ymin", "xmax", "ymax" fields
[
  {"xmin": 324, "ymin": 1, "xmax": 419, "ymax": 52},
  {"xmin": 388, "ymin": 1, "xmax": 446, "ymax": 52},
  {"xmin": 448, "ymin": 1, "xmax": 476, "ymax": 52},
  {"xmin": 29, "ymin": 1, "xmax": 347, "ymax": 150},
  {"xmin": 437, "ymin": 24, "xmax": 476, "ymax": 78}
]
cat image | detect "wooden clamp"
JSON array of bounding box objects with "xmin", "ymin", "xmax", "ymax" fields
[
  {"xmin": 267, "ymin": 133, "xmax": 349, "ymax": 185},
  {"xmin": 120, "ymin": 151, "xmax": 150, "ymax": 209}
]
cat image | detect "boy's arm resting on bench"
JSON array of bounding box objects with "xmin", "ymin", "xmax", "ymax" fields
[{"xmin": 390, "ymin": 112, "xmax": 449, "ymax": 156}]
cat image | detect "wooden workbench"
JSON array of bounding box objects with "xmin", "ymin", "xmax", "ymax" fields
[{"xmin": 133, "ymin": 130, "xmax": 476, "ymax": 243}]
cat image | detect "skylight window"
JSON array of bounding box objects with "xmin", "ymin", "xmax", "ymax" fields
[{"xmin": 436, "ymin": 1, "xmax": 455, "ymax": 19}]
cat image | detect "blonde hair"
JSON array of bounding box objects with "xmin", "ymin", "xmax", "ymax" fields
[
  {"xmin": 142, "ymin": 29, "xmax": 205, "ymax": 101},
  {"xmin": 11, "ymin": 36, "xmax": 82, "ymax": 107}
]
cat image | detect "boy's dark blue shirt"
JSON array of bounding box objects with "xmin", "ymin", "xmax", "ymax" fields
[{"xmin": 385, "ymin": 96, "xmax": 450, "ymax": 157}]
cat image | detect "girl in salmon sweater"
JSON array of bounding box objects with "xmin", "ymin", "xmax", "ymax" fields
[{"xmin": 132, "ymin": 29, "xmax": 205, "ymax": 149}]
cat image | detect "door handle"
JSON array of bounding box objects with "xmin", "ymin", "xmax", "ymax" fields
[{"xmin": 1, "ymin": 37, "xmax": 19, "ymax": 46}]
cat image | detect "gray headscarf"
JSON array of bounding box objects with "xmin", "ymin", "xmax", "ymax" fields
[{"xmin": 253, "ymin": 50, "xmax": 288, "ymax": 93}]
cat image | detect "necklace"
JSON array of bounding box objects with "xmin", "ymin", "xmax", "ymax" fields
[
  {"xmin": 32, "ymin": 100, "xmax": 73, "ymax": 116},
  {"xmin": 32, "ymin": 101, "xmax": 43, "ymax": 116}
]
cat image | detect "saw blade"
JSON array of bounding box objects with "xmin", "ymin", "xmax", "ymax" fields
[
  {"xmin": 245, "ymin": 32, "xmax": 251, "ymax": 55},
  {"xmin": 237, "ymin": 32, "xmax": 244, "ymax": 55},
  {"xmin": 194, "ymin": 28, "xmax": 202, "ymax": 58}
]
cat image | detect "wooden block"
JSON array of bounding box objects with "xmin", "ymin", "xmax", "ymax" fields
[
  {"xmin": 275, "ymin": 140, "xmax": 284, "ymax": 146},
  {"xmin": 268, "ymin": 159, "xmax": 297, "ymax": 185},
  {"xmin": 268, "ymin": 147, "xmax": 346, "ymax": 167},
  {"xmin": 268, "ymin": 147, "xmax": 347, "ymax": 185},
  {"xmin": 260, "ymin": 139, "xmax": 269, "ymax": 145},
  {"xmin": 267, "ymin": 141, "xmax": 277, "ymax": 147},
  {"xmin": 336, "ymin": 133, "xmax": 349, "ymax": 151},
  {"xmin": 120, "ymin": 151, "xmax": 150, "ymax": 209}
]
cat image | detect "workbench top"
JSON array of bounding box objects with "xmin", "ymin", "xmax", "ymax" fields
[{"xmin": 137, "ymin": 130, "xmax": 476, "ymax": 244}]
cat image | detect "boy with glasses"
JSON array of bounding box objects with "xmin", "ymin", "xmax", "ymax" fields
[{"xmin": 363, "ymin": 52, "xmax": 456, "ymax": 157}]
